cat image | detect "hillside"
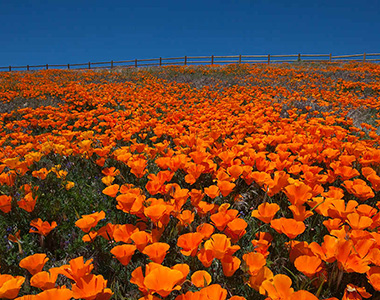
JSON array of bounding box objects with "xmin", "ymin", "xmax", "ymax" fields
[{"xmin": 1, "ymin": 62, "xmax": 380, "ymax": 299}]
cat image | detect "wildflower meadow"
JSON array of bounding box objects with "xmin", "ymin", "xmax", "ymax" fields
[{"xmin": 1, "ymin": 62, "xmax": 380, "ymax": 300}]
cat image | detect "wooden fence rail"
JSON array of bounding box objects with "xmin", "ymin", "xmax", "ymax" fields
[{"xmin": 1, "ymin": 53, "xmax": 379, "ymax": 72}]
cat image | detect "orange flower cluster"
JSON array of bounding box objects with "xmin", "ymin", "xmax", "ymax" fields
[
  {"xmin": 1, "ymin": 62, "xmax": 380, "ymax": 299},
  {"xmin": 0, "ymin": 254, "xmax": 112, "ymax": 299}
]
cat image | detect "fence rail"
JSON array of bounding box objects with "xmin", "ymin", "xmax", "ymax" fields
[{"xmin": 1, "ymin": 53, "xmax": 379, "ymax": 72}]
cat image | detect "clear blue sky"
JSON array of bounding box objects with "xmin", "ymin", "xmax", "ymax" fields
[{"xmin": 1, "ymin": 0, "xmax": 379, "ymax": 67}]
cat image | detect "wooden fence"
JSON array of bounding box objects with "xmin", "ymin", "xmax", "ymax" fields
[{"xmin": 1, "ymin": 53, "xmax": 379, "ymax": 72}]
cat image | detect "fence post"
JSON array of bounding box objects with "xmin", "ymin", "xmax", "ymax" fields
[
  {"xmin": 267, "ymin": 54, "xmax": 270, "ymax": 64},
  {"xmin": 135, "ymin": 59, "xmax": 137, "ymax": 68},
  {"xmin": 27, "ymin": 65, "xmax": 29, "ymax": 71},
  {"xmin": 9, "ymin": 66, "xmax": 11, "ymax": 72},
  {"xmin": 363, "ymin": 53, "xmax": 366, "ymax": 62},
  {"xmin": 159, "ymin": 57, "xmax": 162, "ymax": 66},
  {"xmin": 68, "ymin": 64, "xmax": 70, "ymax": 70},
  {"xmin": 239, "ymin": 55, "xmax": 242, "ymax": 64},
  {"xmin": 111, "ymin": 60, "xmax": 114, "ymax": 69},
  {"xmin": 184, "ymin": 56, "xmax": 187, "ymax": 65},
  {"xmin": 211, "ymin": 55, "xmax": 214, "ymax": 65},
  {"xmin": 298, "ymin": 53, "xmax": 301, "ymax": 62},
  {"xmin": 46, "ymin": 64, "xmax": 48, "ymax": 70},
  {"xmin": 329, "ymin": 53, "xmax": 332, "ymax": 62},
  {"xmin": 88, "ymin": 62, "xmax": 91, "ymax": 69}
]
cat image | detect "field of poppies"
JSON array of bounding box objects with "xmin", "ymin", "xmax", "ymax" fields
[{"xmin": 1, "ymin": 62, "xmax": 380, "ymax": 300}]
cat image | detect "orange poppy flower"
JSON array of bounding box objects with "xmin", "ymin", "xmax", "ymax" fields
[
  {"xmin": 0, "ymin": 170, "xmax": 16, "ymax": 187},
  {"xmin": 334, "ymin": 165, "xmax": 360, "ymax": 180},
  {"xmin": 288, "ymin": 204, "xmax": 313, "ymax": 221},
  {"xmin": 225, "ymin": 218, "xmax": 247, "ymax": 242},
  {"xmin": 346, "ymin": 213, "xmax": 373, "ymax": 230},
  {"xmin": 177, "ymin": 232, "xmax": 204, "ymax": 256},
  {"xmin": 14, "ymin": 294, "xmax": 37, "ymax": 299},
  {"xmin": 284, "ymin": 181, "xmax": 312, "ymax": 205},
  {"xmin": 111, "ymin": 244, "xmax": 137, "ymax": 266},
  {"xmin": 266, "ymin": 171, "xmax": 289, "ymax": 197},
  {"xmin": 171, "ymin": 263, "xmax": 190, "ymax": 285},
  {"xmin": 19, "ymin": 253, "xmax": 49, "ymax": 275},
  {"xmin": 215, "ymin": 168, "xmax": 229, "ymax": 182},
  {"xmin": 308, "ymin": 236, "xmax": 336, "ymax": 265},
  {"xmin": 101, "ymin": 176, "xmax": 115, "ymax": 186},
  {"xmin": 75, "ymin": 211, "xmax": 106, "ymax": 233},
  {"xmin": 323, "ymin": 218, "xmax": 343, "ymax": 232},
  {"xmin": 196, "ymin": 201, "xmax": 216, "ymax": 216},
  {"xmin": 127, "ymin": 158, "xmax": 148, "ymax": 178},
  {"xmin": 218, "ymin": 150, "xmax": 236, "ymax": 166},
  {"xmin": 142, "ymin": 242, "xmax": 170, "ymax": 264},
  {"xmin": 184, "ymin": 163, "xmax": 205, "ymax": 184},
  {"xmin": 142, "ymin": 265, "xmax": 184, "ymax": 298},
  {"xmin": 251, "ymin": 202, "xmax": 280, "ymax": 224},
  {"xmin": 71, "ymin": 274, "xmax": 113, "ymax": 300},
  {"xmin": 0, "ymin": 195, "xmax": 12, "ymax": 213},
  {"xmin": 30, "ymin": 269, "xmax": 59, "ymax": 290},
  {"xmin": 270, "ymin": 218, "xmax": 306, "ymax": 239},
  {"xmin": 210, "ymin": 210, "xmax": 236, "ymax": 232},
  {"xmin": 322, "ymin": 186, "xmax": 345, "ymax": 199},
  {"xmin": 366, "ymin": 173, "xmax": 380, "ymax": 192},
  {"xmin": 17, "ymin": 192, "xmax": 37, "ymax": 212},
  {"xmin": 204, "ymin": 234, "xmax": 240, "ymax": 261},
  {"xmin": 229, "ymin": 296, "xmax": 246, "ymax": 300},
  {"xmin": 227, "ymin": 164, "xmax": 243, "ymax": 181},
  {"xmin": 197, "ymin": 248, "xmax": 214, "ymax": 268},
  {"xmin": 8, "ymin": 230, "xmax": 23, "ymax": 255},
  {"xmin": 247, "ymin": 266, "xmax": 273, "ymax": 291},
  {"xmin": 336, "ymin": 240, "xmax": 370, "ymax": 273},
  {"xmin": 32, "ymin": 287, "xmax": 73, "ymax": 300},
  {"xmin": 251, "ymin": 238, "xmax": 271, "ymax": 258},
  {"xmin": 130, "ymin": 231, "xmax": 152, "ymax": 251},
  {"xmin": 0, "ymin": 274, "xmax": 25, "ymax": 299},
  {"xmin": 102, "ymin": 184, "xmax": 120, "ymax": 197},
  {"xmin": 196, "ymin": 223, "xmax": 215, "ymax": 239},
  {"xmin": 65, "ymin": 181, "xmax": 75, "ymax": 190},
  {"xmin": 250, "ymin": 171, "xmax": 273, "ymax": 187},
  {"xmin": 144, "ymin": 204, "xmax": 171, "ymax": 228},
  {"xmin": 116, "ymin": 192, "xmax": 145, "ymax": 214},
  {"xmin": 327, "ymin": 199, "xmax": 358, "ymax": 220},
  {"xmin": 221, "ymin": 255, "xmax": 241, "ymax": 277},
  {"xmin": 342, "ymin": 284, "xmax": 371, "ymax": 300},
  {"xmin": 191, "ymin": 270, "xmax": 212, "ymax": 288},
  {"xmin": 29, "ymin": 219, "xmax": 57, "ymax": 236},
  {"xmin": 96, "ymin": 223, "xmax": 116, "ymax": 241},
  {"xmin": 286, "ymin": 240, "xmax": 314, "ymax": 263},
  {"xmin": 242, "ymin": 252, "xmax": 266, "ymax": 276},
  {"xmin": 82, "ymin": 231, "xmax": 98, "ymax": 243},
  {"xmin": 367, "ymin": 266, "xmax": 380, "ymax": 291},
  {"xmin": 102, "ymin": 167, "xmax": 120, "ymax": 177},
  {"xmin": 356, "ymin": 204, "xmax": 377, "ymax": 217},
  {"xmin": 32, "ymin": 168, "xmax": 50, "ymax": 180},
  {"xmin": 204, "ymin": 185, "xmax": 220, "ymax": 199},
  {"xmin": 294, "ymin": 255, "xmax": 323, "ymax": 277},
  {"xmin": 217, "ymin": 180, "xmax": 235, "ymax": 197},
  {"xmin": 343, "ymin": 179, "xmax": 375, "ymax": 201},
  {"xmin": 112, "ymin": 224, "xmax": 139, "ymax": 243},
  {"xmin": 260, "ymin": 274, "xmax": 294, "ymax": 300},
  {"xmin": 170, "ymin": 186, "xmax": 189, "ymax": 211},
  {"xmin": 190, "ymin": 189, "xmax": 204, "ymax": 206},
  {"xmin": 58, "ymin": 256, "xmax": 94, "ymax": 282},
  {"xmin": 177, "ymin": 210, "xmax": 195, "ymax": 227},
  {"xmin": 198, "ymin": 284, "xmax": 227, "ymax": 300},
  {"xmin": 290, "ymin": 290, "xmax": 319, "ymax": 300}
]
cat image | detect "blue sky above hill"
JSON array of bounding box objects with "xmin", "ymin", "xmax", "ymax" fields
[{"xmin": 1, "ymin": 0, "xmax": 379, "ymax": 67}]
